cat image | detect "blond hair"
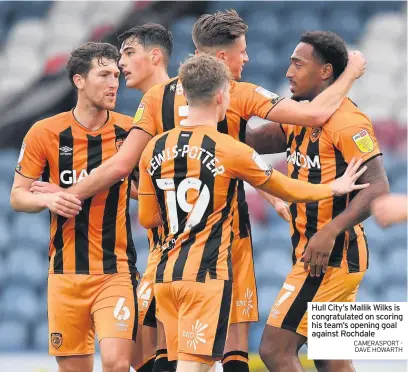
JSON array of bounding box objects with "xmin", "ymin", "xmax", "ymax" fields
[{"xmin": 178, "ymin": 54, "xmax": 230, "ymax": 105}]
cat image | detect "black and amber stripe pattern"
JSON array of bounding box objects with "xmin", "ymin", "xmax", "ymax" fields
[
  {"xmin": 38, "ymin": 111, "xmax": 138, "ymax": 274},
  {"xmin": 141, "ymin": 127, "xmax": 237, "ymax": 283},
  {"xmin": 282, "ymin": 124, "xmax": 370, "ymax": 273}
]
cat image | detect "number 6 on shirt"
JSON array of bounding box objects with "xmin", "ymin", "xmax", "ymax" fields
[{"xmin": 156, "ymin": 177, "xmax": 210, "ymax": 234}]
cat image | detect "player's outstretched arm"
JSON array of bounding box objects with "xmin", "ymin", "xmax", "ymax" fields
[
  {"xmin": 11, "ymin": 173, "xmax": 82, "ymax": 217},
  {"xmin": 138, "ymin": 152, "xmax": 162, "ymax": 229},
  {"xmin": 66, "ymin": 129, "xmax": 151, "ymax": 201},
  {"xmin": 257, "ymin": 190, "xmax": 291, "ymax": 222},
  {"xmin": 258, "ymin": 158, "xmax": 368, "ymax": 203},
  {"xmin": 302, "ymin": 156, "xmax": 389, "ymax": 277},
  {"xmin": 266, "ymin": 51, "xmax": 366, "ymax": 127},
  {"xmin": 371, "ymin": 194, "xmax": 408, "ymax": 228}
]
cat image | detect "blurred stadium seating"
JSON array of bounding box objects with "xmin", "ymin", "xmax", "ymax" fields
[{"xmin": 0, "ymin": 1, "xmax": 406, "ymax": 369}]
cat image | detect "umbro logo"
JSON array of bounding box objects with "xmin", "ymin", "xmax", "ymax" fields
[{"xmin": 59, "ymin": 146, "xmax": 72, "ymax": 155}]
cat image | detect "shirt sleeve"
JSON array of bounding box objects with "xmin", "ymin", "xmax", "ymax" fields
[
  {"xmin": 224, "ymin": 140, "xmax": 272, "ymax": 187},
  {"xmin": 328, "ymin": 113, "xmax": 381, "ymax": 164},
  {"xmin": 132, "ymin": 87, "xmax": 161, "ymax": 137},
  {"xmin": 15, "ymin": 123, "xmax": 47, "ymax": 179},
  {"xmin": 240, "ymin": 82, "xmax": 285, "ymax": 120},
  {"xmin": 138, "ymin": 144, "xmax": 156, "ymax": 196}
]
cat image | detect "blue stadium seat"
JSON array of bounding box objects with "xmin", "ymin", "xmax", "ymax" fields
[
  {"xmin": 33, "ymin": 320, "xmax": 48, "ymax": 351},
  {"xmin": 13, "ymin": 213, "xmax": 49, "ymax": 246},
  {"xmin": 6, "ymin": 248, "xmax": 48, "ymax": 288},
  {"xmin": 0, "ymin": 235, "xmax": 14, "ymax": 258},
  {"xmin": 1, "ymin": 285, "xmax": 41, "ymax": 322},
  {"xmin": 257, "ymin": 284, "xmax": 281, "ymax": 319},
  {"xmin": 356, "ymin": 287, "xmax": 378, "ymax": 303},
  {"xmin": 10, "ymin": 1, "xmax": 52, "ymax": 22},
  {"xmin": 288, "ymin": 10, "xmax": 322, "ymax": 35},
  {"xmin": 0, "ymin": 19, "xmax": 7, "ymax": 47},
  {"xmin": 248, "ymin": 322, "xmax": 264, "ymax": 352},
  {"xmin": 323, "ymin": 9, "xmax": 364, "ymax": 44},
  {"xmin": 383, "ymin": 284, "xmax": 407, "ymax": 302},
  {"xmin": 206, "ymin": 1, "xmax": 250, "ymax": 15},
  {"xmin": 137, "ymin": 248, "xmax": 149, "ymax": 274},
  {"xmin": 362, "ymin": 252, "xmax": 383, "ymax": 287},
  {"xmin": 246, "ymin": 12, "xmax": 281, "ymax": 43},
  {"xmin": 115, "ymin": 86, "xmax": 143, "ymax": 117},
  {"xmin": 0, "ymin": 319, "xmax": 29, "ymax": 351},
  {"xmin": 0, "ymin": 148, "xmax": 19, "ymax": 185},
  {"xmin": 171, "ymin": 17, "xmax": 196, "ymax": 40}
]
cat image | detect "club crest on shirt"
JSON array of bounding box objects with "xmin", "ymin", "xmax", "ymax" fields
[
  {"xmin": 310, "ymin": 128, "xmax": 322, "ymax": 143},
  {"xmin": 133, "ymin": 102, "xmax": 145, "ymax": 123},
  {"xmin": 51, "ymin": 333, "xmax": 62, "ymax": 349},
  {"xmin": 352, "ymin": 129, "xmax": 374, "ymax": 153},
  {"xmin": 115, "ymin": 136, "xmax": 126, "ymax": 151}
]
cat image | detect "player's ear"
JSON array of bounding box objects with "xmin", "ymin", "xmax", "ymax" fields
[
  {"xmin": 215, "ymin": 49, "xmax": 227, "ymax": 62},
  {"xmin": 215, "ymin": 89, "xmax": 223, "ymax": 105},
  {"xmin": 73, "ymin": 74, "xmax": 85, "ymax": 90},
  {"xmin": 321, "ymin": 63, "xmax": 333, "ymax": 81},
  {"xmin": 151, "ymin": 48, "xmax": 161, "ymax": 65}
]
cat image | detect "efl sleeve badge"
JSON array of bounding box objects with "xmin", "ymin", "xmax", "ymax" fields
[
  {"xmin": 352, "ymin": 129, "xmax": 374, "ymax": 153},
  {"xmin": 133, "ymin": 102, "xmax": 145, "ymax": 123}
]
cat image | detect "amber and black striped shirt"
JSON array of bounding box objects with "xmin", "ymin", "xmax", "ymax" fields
[
  {"xmin": 139, "ymin": 125, "xmax": 272, "ymax": 283},
  {"xmin": 133, "ymin": 76, "xmax": 283, "ymax": 240},
  {"xmin": 281, "ymin": 99, "xmax": 381, "ymax": 273},
  {"xmin": 16, "ymin": 110, "xmax": 137, "ymax": 274}
]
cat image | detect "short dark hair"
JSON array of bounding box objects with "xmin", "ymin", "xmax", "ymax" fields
[
  {"xmin": 300, "ymin": 31, "xmax": 348, "ymax": 81},
  {"xmin": 118, "ymin": 24, "xmax": 173, "ymax": 63},
  {"xmin": 179, "ymin": 54, "xmax": 230, "ymax": 105},
  {"xmin": 67, "ymin": 42, "xmax": 120, "ymax": 89},
  {"xmin": 192, "ymin": 9, "xmax": 248, "ymax": 50}
]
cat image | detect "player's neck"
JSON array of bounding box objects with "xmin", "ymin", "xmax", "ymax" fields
[
  {"xmin": 308, "ymin": 81, "xmax": 332, "ymax": 101},
  {"xmin": 182, "ymin": 106, "xmax": 218, "ymax": 128},
  {"xmin": 140, "ymin": 68, "xmax": 170, "ymax": 94},
  {"xmin": 73, "ymin": 101, "xmax": 109, "ymax": 131}
]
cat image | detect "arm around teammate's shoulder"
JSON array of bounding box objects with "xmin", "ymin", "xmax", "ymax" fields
[{"xmin": 266, "ymin": 51, "xmax": 366, "ymax": 127}]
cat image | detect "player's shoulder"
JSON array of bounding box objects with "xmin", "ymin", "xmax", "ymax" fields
[
  {"xmin": 232, "ymin": 80, "xmax": 281, "ymax": 102},
  {"xmin": 231, "ymin": 80, "xmax": 257, "ymax": 94},
  {"xmin": 212, "ymin": 130, "xmax": 247, "ymax": 156},
  {"xmin": 110, "ymin": 111, "xmax": 133, "ymax": 129},
  {"xmin": 325, "ymin": 98, "xmax": 372, "ymax": 134},
  {"xmin": 28, "ymin": 111, "xmax": 72, "ymax": 136},
  {"xmin": 145, "ymin": 76, "xmax": 179, "ymax": 98}
]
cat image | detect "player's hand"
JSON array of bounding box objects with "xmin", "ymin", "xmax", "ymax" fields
[
  {"xmin": 347, "ymin": 51, "xmax": 366, "ymax": 79},
  {"xmin": 43, "ymin": 192, "xmax": 82, "ymax": 218},
  {"xmin": 302, "ymin": 229, "xmax": 335, "ymax": 277},
  {"xmin": 371, "ymin": 194, "xmax": 408, "ymax": 228},
  {"xmin": 330, "ymin": 158, "xmax": 369, "ymax": 196},
  {"xmin": 274, "ymin": 199, "xmax": 291, "ymax": 222},
  {"xmin": 30, "ymin": 181, "xmax": 63, "ymax": 194}
]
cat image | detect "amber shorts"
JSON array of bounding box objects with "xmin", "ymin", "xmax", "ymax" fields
[
  {"xmin": 230, "ymin": 236, "xmax": 259, "ymax": 324},
  {"xmin": 137, "ymin": 249, "xmax": 161, "ymax": 328},
  {"xmin": 154, "ymin": 279, "xmax": 232, "ymax": 365},
  {"xmin": 267, "ymin": 263, "xmax": 365, "ymax": 337},
  {"xmin": 47, "ymin": 273, "xmax": 138, "ymax": 356}
]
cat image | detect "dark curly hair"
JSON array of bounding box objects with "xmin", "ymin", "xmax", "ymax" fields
[
  {"xmin": 67, "ymin": 42, "xmax": 120, "ymax": 89},
  {"xmin": 300, "ymin": 31, "xmax": 348, "ymax": 81},
  {"xmin": 118, "ymin": 24, "xmax": 173, "ymax": 64}
]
